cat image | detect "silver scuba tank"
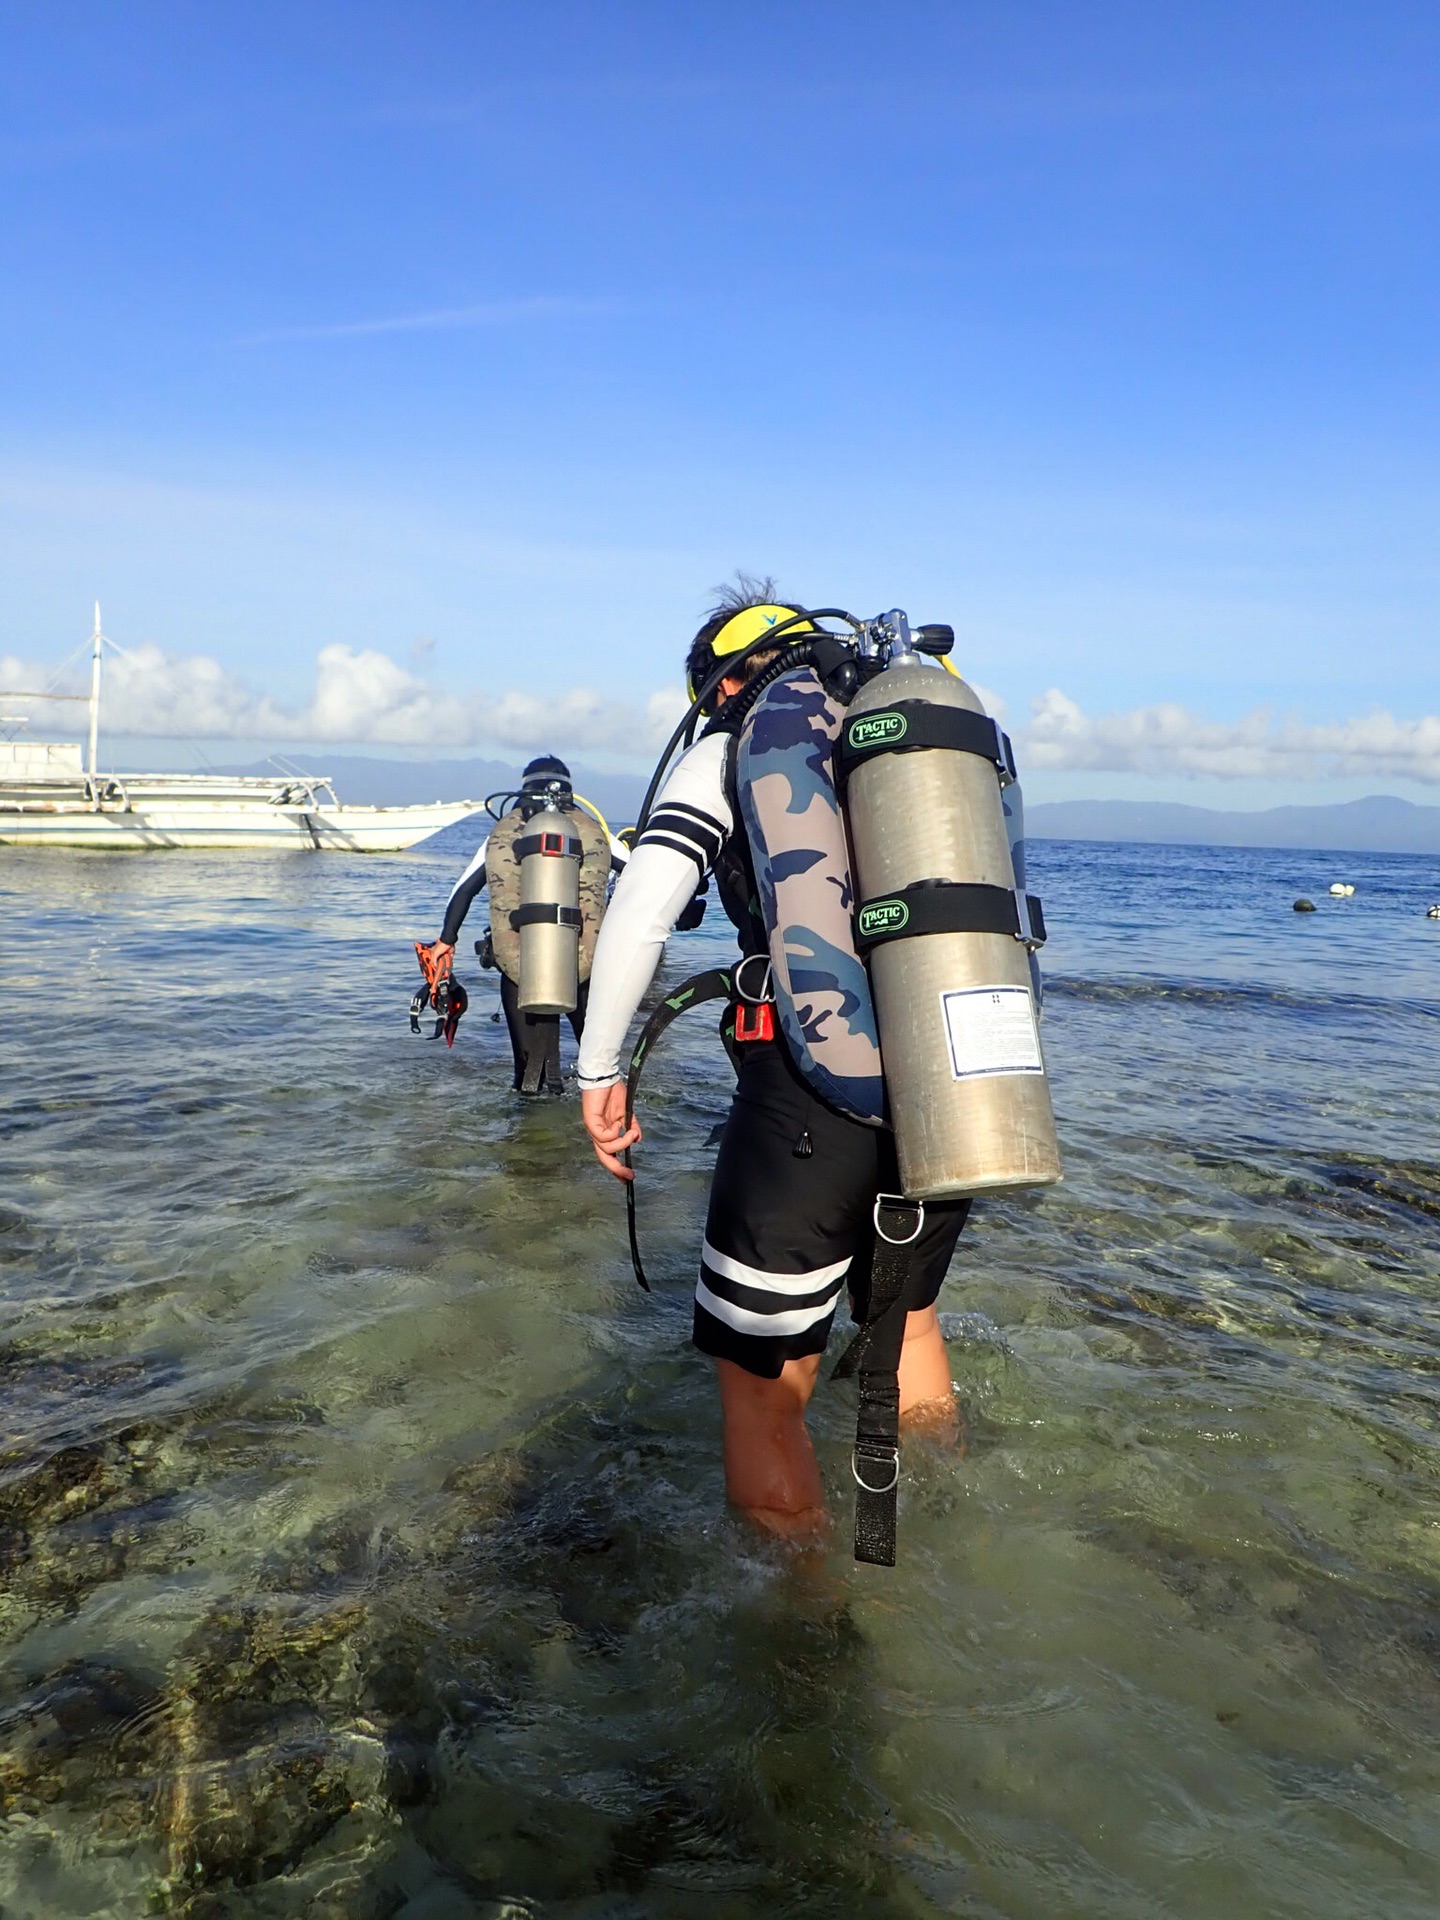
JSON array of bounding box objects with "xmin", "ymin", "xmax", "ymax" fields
[
  {"xmin": 841, "ymin": 644, "xmax": 1062, "ymax": 1200},
  {"xmin": 514, "ymin": 800, "xmax": 583, "ymax": 1015}
]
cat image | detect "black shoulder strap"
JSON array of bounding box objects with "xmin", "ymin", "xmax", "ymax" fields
[{"xmin": 721, "ymin": 728, "xmax": 739, "ymax": 819}]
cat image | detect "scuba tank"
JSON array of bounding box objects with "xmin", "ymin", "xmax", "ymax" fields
[
  {"xmin": 514, "ymin": 797, "xmax": 583, "ymax": 1015},
  {"xmin": 639, "ymin": 605, "xmax": 1061, "ymax": 1202},
  {"xmin": 838, "ymin": 619, "xmax": 1061, "ymax": 1199}
]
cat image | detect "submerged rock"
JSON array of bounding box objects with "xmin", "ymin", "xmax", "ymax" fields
[
  {"xmin": 0, "ymin": 1659, "xmax": 161, "ymax": 1831},
  {"xmin": 0, "ymin": 1370, "xmax": 932, "ymax": 1916}
]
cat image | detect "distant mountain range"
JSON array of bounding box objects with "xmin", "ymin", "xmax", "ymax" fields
[
  {"xmin": 199, "ymin": 756, "xmax": 1440, "ymax": 857},
  {"xmin": 1026, "ymin": 794, "xmax": 1440, "ymax": 855},
  {"xmin": 218, "ymin": 754, "xmax": 651, "ymax": 827}
]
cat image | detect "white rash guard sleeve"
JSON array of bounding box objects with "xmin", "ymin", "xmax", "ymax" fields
[{"xmin": 576, "ymin": 731, "xmax": 734, "ymax": 1089}]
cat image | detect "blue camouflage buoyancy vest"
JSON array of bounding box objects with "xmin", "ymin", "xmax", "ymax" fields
[
  {"xmin": 732, "ymin": 670, "xmax": 888, "ymax": 1126},
  {"xmin": 708, "ymin": 665, "xmax": 1035, "ymax": 1121}
]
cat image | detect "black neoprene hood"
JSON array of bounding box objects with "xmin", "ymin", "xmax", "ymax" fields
[{"xmin": 522, "ymin": 754, "xmax": 571, "ymax": 788}]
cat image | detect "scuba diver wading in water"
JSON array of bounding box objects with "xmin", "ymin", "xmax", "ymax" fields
[
  {"xmin": 579, "ymin": 580, "xmax": 1060, "ymax": 1559},
  {"xmin": 419, "ymin": 755, "xmax": 629, "ymax": 1094}
]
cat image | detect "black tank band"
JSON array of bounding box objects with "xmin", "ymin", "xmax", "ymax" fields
[
  {"xmin": 509, "ymin": 903, "xmax": 583, "ymax": 930},
  {"xmin": 514, "ymin": 831, "xmax": 584, "ymax": 861},
  {"xmin": 834, "ymin": 702, "xmax": 1016, "ymax": 784},
  {"xmin": 855, "ymin": 881, "xmax": 1046, "ymax": 950}
]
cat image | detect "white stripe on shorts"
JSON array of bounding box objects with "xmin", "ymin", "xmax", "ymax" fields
[
  {"xmin": 700, "ymin": 1239, "xmax": 851, "ymax": 1296},
  {"xmin": 695, "ymin": 1278, "xmax": 845, "ymax": 1340}
]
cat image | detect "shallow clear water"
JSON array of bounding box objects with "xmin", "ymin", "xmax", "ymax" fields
[{"xmin": 1, "ymin": 832, "xmax": 1438, "ymax": 1919}]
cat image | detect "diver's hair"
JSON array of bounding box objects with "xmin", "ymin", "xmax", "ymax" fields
[
  {"xmin": 703, "ymin": 571, "xmax": 781, "ymax": 626},
  {"xmin": 685, "ymin": 571, "xmax": 791, "ymax": 697}
]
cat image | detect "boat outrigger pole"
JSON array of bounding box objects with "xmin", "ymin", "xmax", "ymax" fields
[{"xmin": 87, "ymin": 602, "xmax": 103, "ymax": 783}]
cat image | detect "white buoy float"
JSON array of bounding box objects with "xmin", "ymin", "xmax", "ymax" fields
[
  {"xmin": 1328, "ymin": 882, "xmax": 1355, "ymax": 897},
  {"xmin": 1427, "ymin": 904, "xmax": 1440, "ymax": 919}
]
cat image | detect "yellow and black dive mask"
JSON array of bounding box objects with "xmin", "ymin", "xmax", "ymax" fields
[{"xmin": 686, "ymin": 603, "xmax": 817, "ymax": 708}]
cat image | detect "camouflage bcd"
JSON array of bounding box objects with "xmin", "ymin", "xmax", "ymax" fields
[{"xmin": 737, "ymin": 670, "xmax": 887, "ymax": 1125}]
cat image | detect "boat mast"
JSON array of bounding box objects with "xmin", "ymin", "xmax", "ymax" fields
[{"xmin": 87, "ymin": 602, "xmax": 103, "ymax": 780}]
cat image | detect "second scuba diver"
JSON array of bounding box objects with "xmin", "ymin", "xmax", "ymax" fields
[
  {"xmin": 577, "ymin": 583, "xmax": 975, "ymax": 1548},
  {"xmin": 419, "ymin": 754, "xmax": 629, "ymax": 1094}
]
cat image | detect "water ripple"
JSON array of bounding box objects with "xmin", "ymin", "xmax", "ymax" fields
[{"xmin": 0, "ymin": 836, "xmax": 1437, "ymax": 1917}]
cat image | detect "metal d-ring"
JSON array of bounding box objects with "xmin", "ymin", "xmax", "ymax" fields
[
  {"xmin": 733, "ymin": 952, "xmax": 774, "ymax": 1005},
  {"xmin": 873, "ymin": 1193, "xmax": 924, "ymax": 1245},
  {"xmin": 852, "ymin": 1446, "xmax": 900, "ymax": 1494}
]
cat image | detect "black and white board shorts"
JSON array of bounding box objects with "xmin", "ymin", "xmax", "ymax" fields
[{"xmin": 694, "ymin": 1038, "xmax": 970, "ymax": 1379}]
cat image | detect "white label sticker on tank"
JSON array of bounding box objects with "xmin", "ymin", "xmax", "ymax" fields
[{"xmin": 940, "ymin": 986, "xmax": 1044, "ymax": 1080}]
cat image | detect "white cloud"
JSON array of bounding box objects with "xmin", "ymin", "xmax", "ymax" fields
[
  {"xmin": 1, "ymin": 640, "xmax": 679, "ymax": 757},
  {"xmin": 239, "ymin": 297, "xmax": 622, "ymax": 344},
  {"xmin": 1025, "ymin": 689, "xmax": 1440, "ymax": 784},
  {"xmin": 646, "ymin": 684, "xmax": 690, "ymax": 734},
  {"xmin": 15, "ymin": 640, "xmax": 1434, "ymax": 787}
]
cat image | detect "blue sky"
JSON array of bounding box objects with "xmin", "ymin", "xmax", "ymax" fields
[{"xmin": 1, "ymin": 1, "xmax": 1436, "ymax": 802}]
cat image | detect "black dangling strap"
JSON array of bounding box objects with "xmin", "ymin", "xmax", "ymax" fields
[
  {"xmin": 520, "ymin": 1014, "xmax": 562, "ymax": 1094},
  {"xmin": 831, "ymin": 1193, "xmax": 925, "ymax": 1567},
  {"xmin": 621, "ymin": 967, "xmax": 735, "ymax": 1292}
]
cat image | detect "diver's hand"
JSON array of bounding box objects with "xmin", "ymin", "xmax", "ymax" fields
[
  {"xmin": 582, "ymin": 1083, "xmax": 641, "ymax": 1182},
  {"xmin": 421, "ymin": 940, "xmax": 454, "ymax": 978}
]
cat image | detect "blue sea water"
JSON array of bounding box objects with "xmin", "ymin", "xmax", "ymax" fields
[{"xmin": 1, "ymin": 832, "xmax": 1438, "ymax": 1918}]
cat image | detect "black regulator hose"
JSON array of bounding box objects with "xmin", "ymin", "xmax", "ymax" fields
[
  {"xmin": 635, "ymin": 607, "xmax": 862, "ymax": 833},
  {"xmin": 697, "ymin": 635, "xmax": 856, "ymax": 737}
]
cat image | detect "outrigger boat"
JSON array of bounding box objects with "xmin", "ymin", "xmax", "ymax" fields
[{"xmin": 0, "ymin": 608, "xmax": 484, "ymax": 851}]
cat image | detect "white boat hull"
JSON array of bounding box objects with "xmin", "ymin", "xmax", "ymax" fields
[
  {"xmin": 0, "ymin": 797, "xmax": 480, "ymax": 852},
  {"xmin": 3, "ymin": 620, "xmax": 485, "ymax": 852}
]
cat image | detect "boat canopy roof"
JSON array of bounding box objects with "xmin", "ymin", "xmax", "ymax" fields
[{"xmin": 0, "ymin": 740, "xmax": 86, "ymax": 780}]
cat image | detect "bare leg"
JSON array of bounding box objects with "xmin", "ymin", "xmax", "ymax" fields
[
  {"xmin": 897, "ymin": 1304, "xmax": 958, "ymax": 1430},
  {"xmin": 716, "ymin": 1310, "xmax": 956, "ymax": 1542},
  {"xmin": 715, "ymin": 1353, "xmax": 828, "ymax": 1544}
]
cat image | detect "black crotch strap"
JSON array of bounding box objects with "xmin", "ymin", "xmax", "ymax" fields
[
  {"xmin": 831, "ymin": 1193, "xmax": 925, "ymax": 1568},
  {"xmin": 519, "ymin": 1013, "xmax": 562, "ymax": 1094}
]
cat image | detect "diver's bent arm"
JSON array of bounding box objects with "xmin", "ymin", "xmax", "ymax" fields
[
  {"xmin": 576, "ymin": 734, "xmax": 732, "ymax": 1088},
  {"xmin": 576, "ymin": 848, "xmax": 698, "ymax": 1087},
  {"xmin": 437, "ymin": 838, "xmax": 488, "ymax": 946}
]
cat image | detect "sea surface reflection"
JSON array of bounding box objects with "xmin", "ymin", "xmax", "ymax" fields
[{"xmin": 1, "ymin": 832, "xmax": 1438, "ymax": 1917}]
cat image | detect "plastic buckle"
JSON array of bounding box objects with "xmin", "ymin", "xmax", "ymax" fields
[
  {"xmin": 852, "ymin": 1445, "xmax": 900, "ymax": 1494},
  {"xmin": 1013, "ymin": 891, "xmax": 1045, "ymax": 950},
  {"xmin": 734, "ymin": 1001, "xmax": 775, "ymax": 1044},
  {"xmin": 873, "ymin": 1193, "xmax": 924, "ymax": 1244},
  {"xmin": 732, "ymin": 954, "xmax": 775, "ymax": 1042},
  {"xmin": 540, "ymin": 831, "xmax": 565, "ymax": 855}
]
